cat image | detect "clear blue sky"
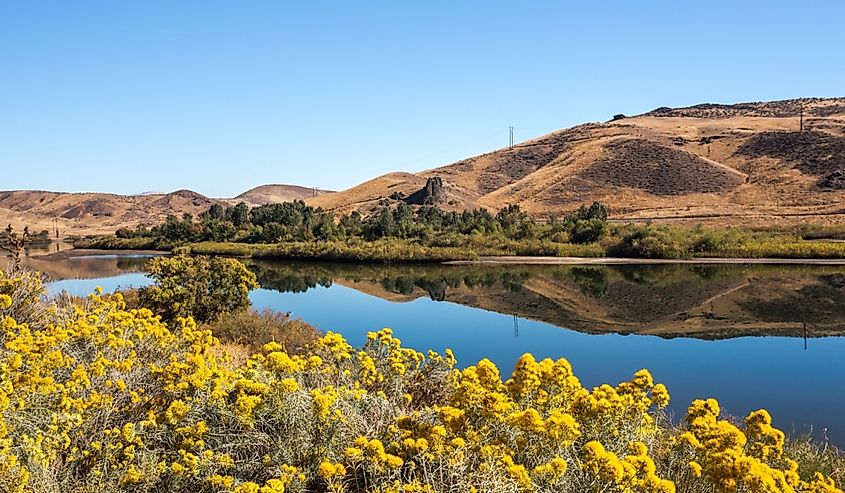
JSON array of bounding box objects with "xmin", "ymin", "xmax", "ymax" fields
[{"xmin": 1, "ymin": 1, "xmax": 843, "ymax": 197}]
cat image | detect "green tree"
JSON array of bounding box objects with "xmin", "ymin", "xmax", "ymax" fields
[
  {"xmin": 370, "ymin": 208, "xmax": 398, "ymax": 238},
  {"xmin": 139, "ymin": 256, "xmax": 259, "ymax": 323},
  {"xmin": 157, "ymin": 214, "xmax": 197, "ymax": 243},
  {"xmin": 226, "ymin": 202, "xmax": 250, "ymax": 227},
  {"xmin": 203, "ymin": 203, "xmax": 225, "ymax": 221}
]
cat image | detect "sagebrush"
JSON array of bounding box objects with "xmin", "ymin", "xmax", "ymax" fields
[{"xmin": 0, "ymin": 268, "xmax": 842, "ymax": 492}]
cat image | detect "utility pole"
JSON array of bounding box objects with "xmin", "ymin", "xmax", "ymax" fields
[
  {"xmin": 509, "ymin": 126, "xmax": 514, "ymax": 150},
  {"xmin": 803, "ymin": 321, "xmax": 808, "ymax": 350},
  {"xmin": 799, "ymin": 101, "xmax": 804, "ymax": 133}
]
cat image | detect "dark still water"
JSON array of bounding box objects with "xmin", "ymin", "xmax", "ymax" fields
[{"xmin": 37, "ymin": 254, "xmax": 845, "ymax": 445}]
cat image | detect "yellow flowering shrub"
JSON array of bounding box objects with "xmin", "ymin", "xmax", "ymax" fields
[{"xmin": 0, "ymin": 269, "xmax": 841, "ymax": 493}]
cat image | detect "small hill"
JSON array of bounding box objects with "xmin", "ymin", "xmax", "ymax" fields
[
  {"xmin": 0, "ymin": 183, "xmax": 334, "ymax": 236},
  {"xmin": 309, "ymin": 97, "xmax": 845, "ymax": 225},
  {"xmin": 0, "ymin": 190, "xmax": 219, "ymax": 236},
  {"xmin": 308, "ymin": 172, "xmax": 482, "ymax": 214},
  {"xmin": 233, "ymin": 184, "xmax": 333, "ymax": 207}
]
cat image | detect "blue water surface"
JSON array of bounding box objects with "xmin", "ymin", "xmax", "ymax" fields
[{"xmin": 48, "ymin": 268, "xmax": 845, "ymax": 445}]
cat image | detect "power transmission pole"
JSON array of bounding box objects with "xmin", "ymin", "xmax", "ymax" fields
[
  {"xmin": 799, "ymin": 101, "xmax": 804, "ymax": 133},
  {"xmin": 509, "ymin": 126, "xmax": 514, "ymax": 149},
  {"xmin": 803, "ymin": 321, "xmax": 808, "ymax": 350}
]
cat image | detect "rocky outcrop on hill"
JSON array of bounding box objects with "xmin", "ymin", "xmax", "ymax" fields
[{"xmin": 405, "ymin": 177, "xmax": 447, "ymax": 205}]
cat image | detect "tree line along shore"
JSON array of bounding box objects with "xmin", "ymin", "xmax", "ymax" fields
[{"xmin": 59, "ymin": 200, "xmax": 845, "ymax": 262}]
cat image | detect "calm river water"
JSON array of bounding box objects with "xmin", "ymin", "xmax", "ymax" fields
[{"xmin": 26, "ymin": 252, "xmax": 845, "ymax": 445}]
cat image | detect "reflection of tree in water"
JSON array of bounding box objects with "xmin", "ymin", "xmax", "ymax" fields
[
  {"xmin": 251, "ymin": 267, "xmax": 333, "ymax": 293},
  {"xmin": 236, "ymin": 261, "xmax": 845, "ymax": 338},
  {"xmin": 552, "ymin": 265, "xmax": 738, "ymax": 299},
  {"xmin": 609, "ymin": 264, "xmax": 742, "ymax": 286},
  {"xmin": 249, "ymin": 261, "xmax": 533, "ymax": 301},
  {"xmin": 379, "ymin": 271, "xmax": 529, "ymax": 301},
  {"xmin": 380, "ymin": 276, "xmax": 416, "ymax": 295},
  {"xmin": 567, "ymin": 267, "xmax": 609, "ymax": 299}
]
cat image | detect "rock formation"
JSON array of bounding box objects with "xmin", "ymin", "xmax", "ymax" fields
[{"xmin": 405, "ymin": 177, "xmax": 447, "ymax": 205}]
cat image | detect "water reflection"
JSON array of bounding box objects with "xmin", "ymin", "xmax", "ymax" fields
[
  {"xmin": 248, "ymin": 261, "xmax": 845, "ymax": 340},
  {"xmin": 19, "ymin": 253, "xmax": 845, "ymax": 443}
]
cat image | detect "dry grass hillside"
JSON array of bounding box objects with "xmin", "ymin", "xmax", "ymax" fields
[
  {"xmin": 308, "ymin": 172, "xmax": 482, "ymax": 214},
  {"xmin": 232, "ymin": 184, "xmax": 333, "ymax": 207},
  {"xmin": 5, "ymin": 98, "xmax": 844, "ymax": 234},
  {"xmin": 310, "ymin": 97, "xmax": 845, "ymax": 225},
  {"xmin": 0, "ymin": 185, "xmax": 335, "ymax": 236},
  {"xmin": 0, "ymin": 189, "xmax": 219, "ymax": 236}
]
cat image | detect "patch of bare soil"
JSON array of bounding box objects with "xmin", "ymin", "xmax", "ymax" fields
[
  {"xmin": 734, "ymin": 131, "xmax": 845, "ymax": 189},
  {"xmin": 579, "ymin": 138, "xmax": 746, "ymax": 195},
  {"xmin": 811, "ymin": 104, "xmax": 845, "ymax": 117}
]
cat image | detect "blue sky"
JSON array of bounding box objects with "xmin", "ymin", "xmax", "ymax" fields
[{"xmin": 1, "ymin": 1, "xmax": 843, "ymax": 197}]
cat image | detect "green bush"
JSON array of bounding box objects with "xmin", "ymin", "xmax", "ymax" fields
[{"xmin": 139, "ymin": 256, "xmax": 259, "ymax": 323}]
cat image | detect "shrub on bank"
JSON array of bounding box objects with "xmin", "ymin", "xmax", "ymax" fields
[
  {"xmin": 605, "ymin": 224, "xmax": 845, "ymax": 259},
  {"xmin": 180, "ymin": 239, "xmax": 481, "ymax": 263},
  {"xmin": 207, "ymin": 308, "xmax": 320, "ymax": 355},
  {"xmin": 139, "ymin": 256, "xmax": 259, "ymax": 323},
  {"xmin": 0, "ymin": 269, "xmax": 842, "ymax": 492}
]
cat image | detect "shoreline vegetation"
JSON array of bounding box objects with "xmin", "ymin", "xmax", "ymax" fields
[
  {"xmin": 68, "ymin": 200, "xmax": 845, "ymax": 262},
  {"xmin": 1, "ymin": 260, "xmax": 843, "ymax": 492},
  {"xmin": 0, "ymin": 264, "xmax": 845, "ymax": 493}
]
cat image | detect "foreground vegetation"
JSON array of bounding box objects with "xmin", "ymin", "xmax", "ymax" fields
[
  {"xmin": 1, "ymin": 257, "xmax": 843, "ymax": 492},
  {"xmin": 71, "ymin": 201, "xmax": 845, "ymax": 261}
]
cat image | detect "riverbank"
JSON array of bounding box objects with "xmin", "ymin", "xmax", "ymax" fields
[
  {"xmin": 71, "ymin": 225, "xmax": 845, "ymax": 263},
  {"xmin": 447, "ymin": 256, "xmax": 845, "ymax": 265},
  {"xmin": 99, "ymin": 239, "xmax": 605, "ymax": 263},
  {"xmin": 31, "ymin": 248, "xmax": 166, "ymax": 260}
]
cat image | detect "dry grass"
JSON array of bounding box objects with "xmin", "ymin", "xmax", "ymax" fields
[
  {"xmin": 4, "ymin": 97, "xmax": 845, "ymax": 235},
  {"xmin": 309, "ymin": 97, "xmax": 845, "ymax": 224},
  {"xmin": 0, "ymin": 189, "xmax": 218, "ymax": 237},
  {"xmin": 580, "ymin": 138, "xmax": 746, "ymax": 195},
  {"xmin": 206, "ymin": 308, "xmax": 321, "ymax": 355},
  {"xmin": 232, "ymin": 184, "xmax": 333, "ymax": 207}
]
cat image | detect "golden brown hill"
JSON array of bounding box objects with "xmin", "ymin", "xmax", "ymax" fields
[
  {"xmin": 308, "ymin": 172, "xmax": 482, "ymax": 214},
  {"xmin": 232, "ymin": 184, "xmax": 333, "ymax": 207},
  {"xmin": 309, "ymin": 98, "xmax": 845, "ymax": 225},
  {"xmin": 0, "ymin": 184, "xmax": 336, "ymax": 236},
  {"xmin": 0, "ymin": 189, "xmax": 219, "ymax": 236}
]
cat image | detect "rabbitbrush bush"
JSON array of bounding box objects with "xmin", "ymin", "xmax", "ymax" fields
[{"xmin": 0, "ymin": 267, "xmax": 842, "ymax": 493}]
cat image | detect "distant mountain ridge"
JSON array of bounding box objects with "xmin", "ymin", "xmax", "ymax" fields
[
  {"xmin": 0, "ymin": 185, "xmax": 332, "ymax": 236},
  {"xmin": 308, "ymin": 97, "xmax": 845, "ymax": 226},
  {"xmin": 4, "ymin": 97, "xmax": 845, "ymax": 235}
]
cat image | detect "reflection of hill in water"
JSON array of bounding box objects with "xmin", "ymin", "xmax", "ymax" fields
[
  {"xmin": 17, "ymin": 250, "xmax": 151, "ymax": 281},
  {"xmin": 249, "ymin": 261, "xmax": 845, "ymax": 340}
]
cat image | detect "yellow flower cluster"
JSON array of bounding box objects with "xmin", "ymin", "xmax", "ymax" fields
[
  {"xmin": 678, "ymin": 398, "xmax": 840, "ymax": 493},
  {"xmin": 0, "ymin": 270, "xmax": 841, "ymax": 493},
  {"xmin": 581, "ymin": 440, "xmax": 675, "ymax": 493}
]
